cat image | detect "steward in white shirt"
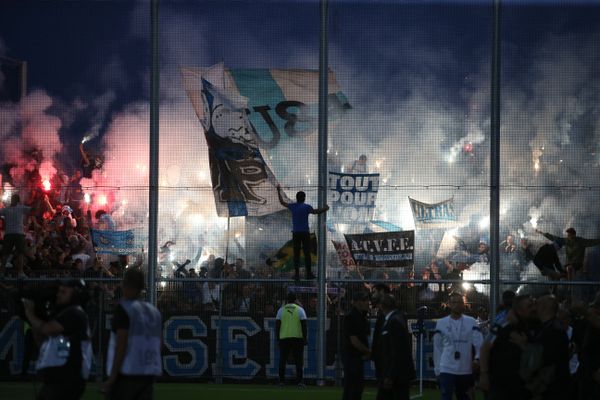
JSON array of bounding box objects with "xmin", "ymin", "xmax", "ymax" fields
[{"xmin": 433, "ymin": 292, "xmax": 483, "ymax": 400}]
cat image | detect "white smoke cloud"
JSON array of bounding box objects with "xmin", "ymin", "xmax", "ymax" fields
[{"xmin": 6, "ymin": 4, "xmax": 600, "ymax": 273}]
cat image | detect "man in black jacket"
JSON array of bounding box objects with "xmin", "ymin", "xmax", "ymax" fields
[
  {"xmin": 375, "ymin": 294, "xmax": 415, "ymax": 400},
  {"xmin": 342, "ymin": 292, "xmax": 371, "ymax": 400},
  {"xmin": 371, "ymin": 283, "xmax": 390, "ymax": 380},
  {"xmin": 23, "ymin": 279, "xmax": 92, "ymax": 400},
  {"xmin": 531, "ymin": 295, "xmax": 570, "ymax": 400}
]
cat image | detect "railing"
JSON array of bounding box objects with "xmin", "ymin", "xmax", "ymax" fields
[{"xmin": 1, "ymin": 276, "xmax": 598, "ymax": 383}]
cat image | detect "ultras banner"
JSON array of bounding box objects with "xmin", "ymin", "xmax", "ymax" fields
[
  {"xmin": 182, "ymin": 64, "xmax": 287, "ymax": 217},
  {"xmin": 344, "ymin": 231, "xmax": 415, "ymax": 268},
  {"xmin": 328, "ymin": 172, "xmax": 379, "ymax": 224},
  {"xmin": 408, "ymin": 197, "xmax": 457, "ymax": 229}
]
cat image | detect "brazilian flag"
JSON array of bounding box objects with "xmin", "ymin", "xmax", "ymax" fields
[{"xmin": 267, "ymin": 233, "xmax": 318, "ymax": 272}]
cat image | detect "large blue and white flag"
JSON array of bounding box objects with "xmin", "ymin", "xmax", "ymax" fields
[
  {"xmin": 182, "ymin": 64, "xmax": 350, "ymax": 183},
  {"xmin": 182, "ymin": 64, "xmax": 289, "ymax": 217},
  {"xmin": 90, "ymin": 229, "xmax": 139, "ymax": 255}
]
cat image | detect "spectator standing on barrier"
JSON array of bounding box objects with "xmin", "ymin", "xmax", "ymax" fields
[
  {"xmin": 0, "ymin": 193, "xmax": 31, "ymax": 278},
  {"xmin": 520, "ymin": 238, "xmax": 565, "ymax": 280},
  {"xmin": 276, "ymin": 292, "xmax": 307, "ymax": 387},
  {"xmin": 23, "ymin": 279, "xmax": 92, "ymax": 400},
  {"xmin": 342, "ymin": 291, "xmax": 371, "ymax": 400},
  {"xmin": 433, "ymin": 292, "xmax": 483, "ymax": 400},
  {"xmin": 536, "ymin": 228, "xmax": 600, "ymax": 280},
  {"xmin": 276, "ymin": 184, "xmax": 329, "ymax": 281},
  {"xmin": 374, "ymin": 294, "xmax": 415, "ymax": 400},
  {"xmin": 346, "ymin": 154, "xmax": 368, "ymax": 173},
  {"xmin": 103, "ymin": 268, "xmax": 162, "ymax": 400}
]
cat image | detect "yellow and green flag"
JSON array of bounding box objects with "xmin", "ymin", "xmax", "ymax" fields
[{"xmin": 267, "ymin": 233, "xmax": 317, "ymax": 272}]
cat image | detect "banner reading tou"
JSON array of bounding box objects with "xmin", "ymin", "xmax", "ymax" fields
[{"xmin": 328, "ymin": 172, "xmax": 379, "ymax": 224}]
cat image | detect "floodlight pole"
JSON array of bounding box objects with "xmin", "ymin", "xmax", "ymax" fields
[
  {"xmin": 148, "ymin": 0, "xmax": 160, "ymax": 304},
  {"xmin": 489, "ymin": 0, "xmax": 502, "ymax": 320},
  {"xmin": 316, "ymin": 0, "xmax": 329, "ymax": 387}
]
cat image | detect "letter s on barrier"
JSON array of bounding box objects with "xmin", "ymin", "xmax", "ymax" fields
[{"xmin": 163, "ymin": 317, "xmax": 208, "ymax": 377}]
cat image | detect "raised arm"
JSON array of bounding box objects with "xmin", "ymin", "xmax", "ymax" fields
[
  {"xmin": 581, "ymin": 237, "xmax": 600, "ymax": 247},
  {"xmin": 276, "ymin": 184, "xmax": 289, "ymax": 208},
  {"xmin": 79, "ymin": 142, "xmax": 90, "ymax": 165},
  {"xmin": 310, "ymin": 205, "xmax": 329, "ymax": 215},
  {"xmin": 536, "ymin": 229, "xmax": 558, "ymax": 242}
]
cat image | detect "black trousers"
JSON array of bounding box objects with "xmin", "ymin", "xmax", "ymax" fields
[
  {"xmin": 278, "ymin": 338, "xmax": 304, "ymax": 383},
  {"xmin": 342, "ymin": 355, "xmax": 365, "ymax": 400},
  {"xmin": 107, "ymin": 375, "xmax": 155, "ymax": 400},
  {"xmin": 37, "ymin": 378, "xmax": 85, "ymax": 400},
  {"xmin": 292, "ymin": 232, "xmax": 312, "ymax": 276},
  {"xmin": 375, "ymin": 380, "xmax": 410, "ymax": 400}
]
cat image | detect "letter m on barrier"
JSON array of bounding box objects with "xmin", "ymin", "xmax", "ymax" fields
[{"xmin": 0, "ymin": 317, "xmax": 24, "ymax": 375}]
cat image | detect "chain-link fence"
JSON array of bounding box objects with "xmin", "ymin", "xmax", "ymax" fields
[
  {"xmin": 2, "ymin": 277, "xmax": 597, "ymax": 382},
  {"xmin": 2, "ymin": 0, "xmax": 600, "ymax": 386}
]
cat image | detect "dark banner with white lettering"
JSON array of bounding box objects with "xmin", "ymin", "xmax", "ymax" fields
[
  {"xmin": 344, "ymin": 231, "xmax": 415, "ymax": 268},
  {"xmin": 328, "ymin": 172, "xmax": 379, "ymax": 223}
]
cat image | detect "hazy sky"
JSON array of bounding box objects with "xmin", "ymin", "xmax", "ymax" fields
[{"xmin": 2, "ymin": 0, "xmax": 600, "ymax": 263}]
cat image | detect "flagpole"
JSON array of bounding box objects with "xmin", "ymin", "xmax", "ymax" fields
[
  {"xmin": 489, "ymin": 0, "xmax": 502, "ymax": 321},
  {"xmin": 316, "ymin": 0, "xmax": 329, "ymax": 387},
  {"xmin": 147, "ymin": 0, "xmax": 160, "ymax": 305},
  {"xmin": 225, "ymin": 216, "xmax": 231, "ymax": 265}
]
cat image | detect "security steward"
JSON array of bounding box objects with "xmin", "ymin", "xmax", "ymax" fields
[
  {"xmin": 102, "ymin": 268, "xmax": 162, "ymax": 400},
  {"xmin": 342, "ymin": 291, "xmax": 372, "ymax": 400},
  {"xmin": 375, "ymin": 294, "xmax": 415, "ymax": 400},
  {"xmin": 276, "ymin": 292, "xmax": 308, "ymax": 386},
  {"xmin": 23, "ymin": 279, "xmax": 93, "ymax": 400}
]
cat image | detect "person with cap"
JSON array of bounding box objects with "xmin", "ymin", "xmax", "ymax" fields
[
  {"xmin": 276, "ymin": 184, "xmax": 329, "ymax": 281},
  {"xmin": 0, "ymin": 193, "xmax": 31, "ymax": 278},
  {"xmin": 275, "ymin": 292, "xmax": 307, "ymax": 387},
  {"xmin": 342, "ymin": 291, "xmax": 371, "ymax": 400},
  {"xmin": 374, "ymin": 294, "xmax": 415, "ymax": 400},
  {"xmin": 102, "ymin": 268, "xmax": 162, "ymax": 399},
  {"xmin": 536, "ymin": 227, "xmax": 600, "ymax": 280},
  {"xmin": 433, "ymin": 292, "xmax": 483, "ymax": 400},
  {"xmin": 22, "ymin": 278, "xmax": 92, "ymax": 400},
  {"xmin": 59, "ymin": 205, "xmax": 77, "ymax": 229}
]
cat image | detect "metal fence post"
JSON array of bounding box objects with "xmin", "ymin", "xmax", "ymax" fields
[
  {"xmin": 317, "ymin": 0, "xmax": 329, "ymax": 387},
  {"xmin": 489, "ymin": 0, "xmax": 502, "ymax": 320},
  {"xmin": 147, "ymin": 0, "xmax": 160, "ymax": 306}
]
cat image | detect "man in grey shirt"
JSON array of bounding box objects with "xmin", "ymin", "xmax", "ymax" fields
[{"xmin": 0, "ymin": 194, "xmax": 31, "ymax": 277}]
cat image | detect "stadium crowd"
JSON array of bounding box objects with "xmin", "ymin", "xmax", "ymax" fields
[{"xmin": 1, "ymin": 161, "xmax": 600, "ymax": 400}]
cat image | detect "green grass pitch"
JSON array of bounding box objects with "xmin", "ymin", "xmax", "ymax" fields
[{"xmin": 0, "ymin": 382, "xmax": 487, "ymax": 400}]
